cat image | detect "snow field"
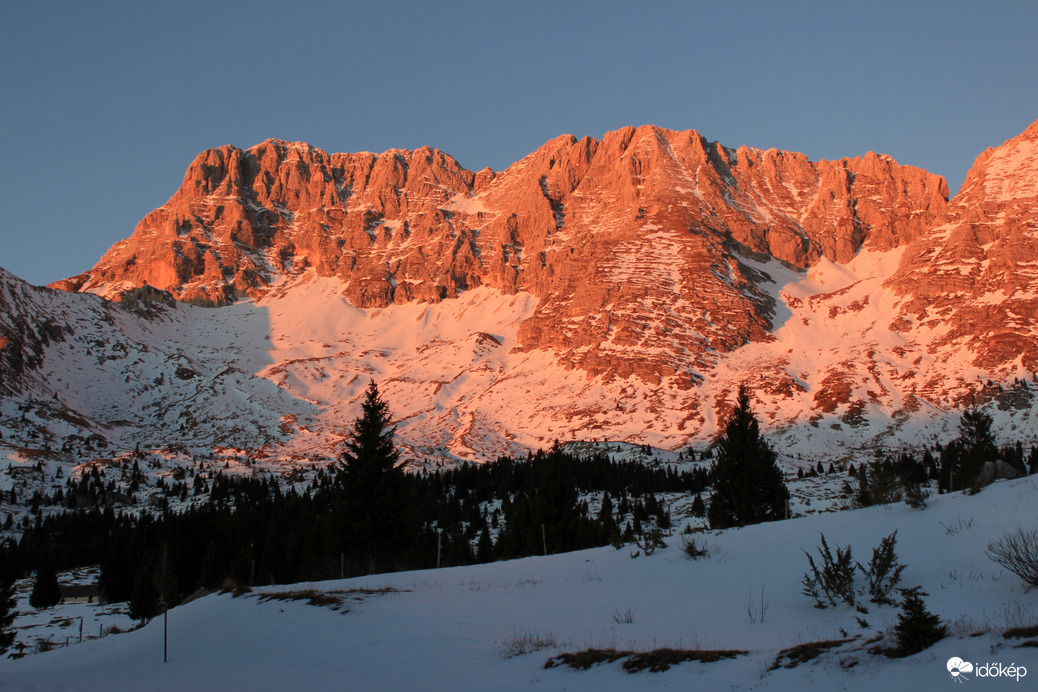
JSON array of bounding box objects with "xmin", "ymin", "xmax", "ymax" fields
[{"xmin": 2, "ymin": 476, "xmax": 1035, "ymax": 691}]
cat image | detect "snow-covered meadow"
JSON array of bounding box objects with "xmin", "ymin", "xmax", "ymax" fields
[{"xmin": 2, "ymin": 476, "xmax": 1035, "ymax": 691}]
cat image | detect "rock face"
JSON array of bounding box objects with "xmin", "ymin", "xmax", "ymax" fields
[
  {"xmin": 888, "ymin": 119, "xmax": 1038, "ymax": 373},
  {"xmin": 7, "ymin": 119, "xmax": 1038, "ymax": 465},
  {"xmin": 56, "ymin": 126, "xmax": 949, "ymax": 381}
]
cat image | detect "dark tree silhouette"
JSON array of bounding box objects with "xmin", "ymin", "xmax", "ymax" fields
[
  {"xmin": 708, "ymin": 385, "xmax": 789, "ymax": 529},
  {"xmin": 955, "ymin": 407, "xmax": 997, "ymax": 485},
  {"xmin": 894, "ymin": 586, "xmax": 945, "ymax": 656},
  {"xmin": 339, "ymin": 380, "xmax": 418, "ymax": 573},
  {"xmin": 29, "ymin": 564, "xmax": 61, "ymax": 609},
  {"xmin": 342, "ymin": 380, "xmax": 401, "ymax": 481},
  {"xmin": 128, "ymin": 569, "xmax": 159, "ymax": 623},
  {"xmin": 0, "ymin": 433, "xmax": 710, "ymax": 602},
  {"xmin": 0, "ymin": 578, "xmax": 16, "ymax": 654}
]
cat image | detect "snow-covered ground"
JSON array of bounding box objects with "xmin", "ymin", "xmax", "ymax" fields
[
  {"xmin": 3, "ymin": 567, "xmax": 134, "ymax": 659},
  {"xmin": 3, "ymin": 477, "xmax": 1035, "ymax": 691}
]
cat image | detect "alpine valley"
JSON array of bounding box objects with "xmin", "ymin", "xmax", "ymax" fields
[{"xmin": 3, "ymin": 119, "xmax": 1038, "ymax": 476}]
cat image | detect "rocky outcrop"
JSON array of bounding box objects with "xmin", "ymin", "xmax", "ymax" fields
[
  {"xmin": 6, "ymin": 119, "xmax": 1038, "ymax": 465},
  {"xmin": 54, "ymin": 126, "xmax": 950, "ymax": 382},
  {"xmin": 888, "ymin": 119, "xmax": 1038, "ymax": 371}
]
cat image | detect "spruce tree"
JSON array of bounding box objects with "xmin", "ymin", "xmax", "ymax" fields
[
  {"xmin": 598, "ymin": 492, "xmax": 617, "ymax": 538},
  {"xmin": 894, "ymin": 586, "xmax": 945, "ymax": 656},
  {"xmin": 476, "ymin": 525, "xmax": 493, "ymax": 563},
  {"xmin": 29, "ymin": 564, "xmax": 61, "ymax": 609},
  {"xmin": 128, "ymin": 570, "xmax": 159, "ymax": 623},
  {"xmin": 707, "ymin": 385, "xmax": 789, "ymax": 529},
  {"xmin": 340, "ymin": 380, "xmax": 418, "ymax": 573},
  {"xmin": 955, "ymin": 407, "xmax": 997, "ymax": 486},
  {"xmin": 0, "ymin": 578, "xmax": 16, "ymax": 654}
]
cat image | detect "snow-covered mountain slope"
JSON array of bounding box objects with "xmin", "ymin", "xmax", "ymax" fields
[
  {"xmin": 4, "ymin": 120, "xmax": 1038, "ymax": 475},
  {"xmin": 50, "ymin": 123, "xmax": 952, "ymax": 387},
  {"xmin": 3, "ymin": 245, "xmax": 1037, "ymax": 476},
  {"xmin": 3, "ymin": 476, "xmax": 1035, "ymax": 691},
  {"xmin": 888, "ymin": 119, "xmax": 1038, "ymax": 373},
  {"xmin": 0, "ymin": 267, "xmax": 306, "ymax": 458}
]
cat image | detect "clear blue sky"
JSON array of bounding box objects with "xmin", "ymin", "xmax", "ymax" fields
[{"xmin": 2, "ymin": 0, "xmax": 1036, "ymax": 286}]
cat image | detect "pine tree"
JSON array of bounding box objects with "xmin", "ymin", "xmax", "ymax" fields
[
  {"xmin": 707, "ymin": 385, "xmax": 789, "ymax": 529},
  {"xmin": 128, "ymin": 569, "xmax": 159, "ymax": 623},
  {"xmin": 893, "ymin": 586, "xmax": 945, "ymax": 656},
  {"xmin": 598, "ymin": 492, "xmax": 617, "ymax": 539},
  {"xmin": 955, "ymin": 407, "xmax": 997, "ymax": 486},
  {"xmin": 339, "ymin": 380, "xmax": 418, "ymax": 574},
  {"xmin": 476, "ymin": 525, "xmax": 493, "ymax": 563},
  {"xmin": 342, "ymin": 380, "xmax": 400, "ymax": 480},
  {"xmin": 29, "ymin": 564, "xmax": 61, "ymax": 609},
  {"xmin": 0, "ymin": 578, "xmax": 16, "ymax": 654}
]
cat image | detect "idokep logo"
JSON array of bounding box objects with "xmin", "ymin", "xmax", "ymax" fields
[
  {"xmin": 947, "ymin": 657, "xmax": 1028, "ymax": 683},
  {"xmin": 947, "ymin": 657, "xmax": 974, "ymax": 682}
]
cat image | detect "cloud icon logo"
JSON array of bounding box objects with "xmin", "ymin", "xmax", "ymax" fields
[{"xmin": 947, "ymin": 657, "xmax": 974, "ymax": 680}]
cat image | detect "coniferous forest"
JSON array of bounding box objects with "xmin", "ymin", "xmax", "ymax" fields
[
  {"xmin": 1, "ymin": 381, "xmax": 713, "ymax": 624},
  {"xmin": 1, "ymin": 444, "xmax": 708, "ymax": 621},
  {"xmin": 1, "ymin": 382, "xmax": 1036, "ymax": 627}
]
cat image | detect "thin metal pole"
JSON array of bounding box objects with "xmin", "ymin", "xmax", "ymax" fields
[{"xmin": 162, "ymin": 545, "xmax": 168, "ymax": 664}]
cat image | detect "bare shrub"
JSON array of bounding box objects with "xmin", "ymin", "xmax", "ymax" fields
[
  {"xmin": 636, "ymin": 528, "xmax": 667, "ymax": 556},
  {"xmin": 680, "ymin": 535, "xmax": 713, "ymax": 561},
  {"xmin": 986, "ymin": 526, "xmax": 1038, "ymax": 589},
  {"xmin": 612, "ymin": 608, "xmax": 635, "ymax": 624},
  {"xmin": 498, "ymin": 628, "xmax": 558, "ymax": 658},
  {"xmin": 747, "ymin": 587, "xmax": 769, "ymax": 624},
  {"xmin": 939, "ymin": 515, "xmax": 974, "ymax": 535}
]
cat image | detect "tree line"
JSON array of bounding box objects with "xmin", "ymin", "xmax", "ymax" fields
[
  {"xmin": 2, "ymin": 381, "xmax": 1035, "ymax": 632},
  {"xmin": 0, "ymin": 382, "xmax": 708, "ymax": 621}
]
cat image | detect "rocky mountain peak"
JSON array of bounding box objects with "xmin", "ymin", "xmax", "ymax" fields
[
  {"xmin": 888, "ymin": 118, "xmax": 1038, "ymax": 374},
  {"xmin": 5, "ymin": 120, "xmax": 1038, "ymax": 464},
  {"xmin": 46, "ymin": 123, "xmax": 1023, "ymax": 392}
]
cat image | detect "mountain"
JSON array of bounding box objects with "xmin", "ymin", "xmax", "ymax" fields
[
  {"xmin": 3, "ymin": 120, "xmax": 1038, "ymax": 467},
  {"xmin": 888, "ymin": 119, "xmax": 1038, "ymax": 373},
  {"xmin": 51, "ymin": 126, "xmax": 949, "ymax": 385}
]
